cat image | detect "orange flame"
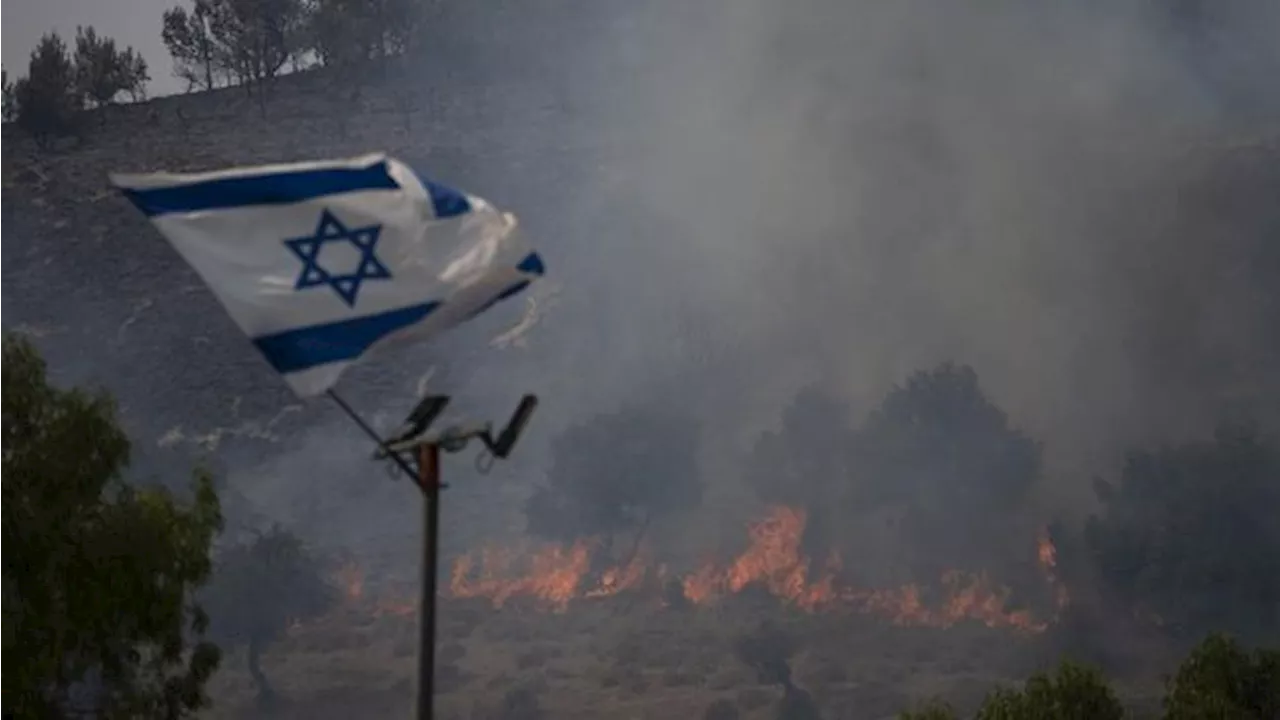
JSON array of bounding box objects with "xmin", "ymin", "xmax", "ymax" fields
[
  {"xmin": 680, "ymin": 507, "xmax": 838, "ymax": 610},
  {"xmin": 327, "ymin": 559, "xmax": 419, "ymax": 619},
  {"xmin": 1036, "ymin": 528, "xmax": 1070, "ymax": 611},
  {"xmin": 335, "ymin": 560, "xmax": 364, "ymax": 603},
  {"xmin": 450, "ymin": 541, "xmax": 593, "ymax": 611},
  {"xmin": 445, "ymin": 506, "xmax": 1066, "ymax": 633}
]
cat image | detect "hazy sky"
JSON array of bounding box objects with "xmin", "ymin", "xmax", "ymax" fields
[{"xmin": 4, "ymin": 0, "xmax": 184, "ymax": 95}]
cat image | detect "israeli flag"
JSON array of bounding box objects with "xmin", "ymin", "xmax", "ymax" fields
[{"xmin": 111, "ymin": 153, "xmax": 545, "ymax": 397}]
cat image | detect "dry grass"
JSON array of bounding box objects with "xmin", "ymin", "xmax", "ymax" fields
[{"xmin": 199, "ymin": 587, "xmax": 1061, "ymax": 720}]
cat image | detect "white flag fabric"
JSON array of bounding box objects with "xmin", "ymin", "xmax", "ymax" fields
[{"xmin": 112, "ymin": 153, "xmax": 545, "ymax": 397}]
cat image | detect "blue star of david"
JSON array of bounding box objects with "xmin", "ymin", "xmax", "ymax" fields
[{"xmin": 283, "ymin": 208, "xmax": 391, "ymax": 308}]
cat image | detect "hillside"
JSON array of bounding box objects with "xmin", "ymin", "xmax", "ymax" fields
[{"xmin": 4, "ymin": 4, "xmax": 1280, "ymax": 718}]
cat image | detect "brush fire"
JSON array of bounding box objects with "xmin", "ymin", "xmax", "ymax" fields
[{"xmin": 333, "ymin": 506, "xmax": 1070, "ymax": 634}]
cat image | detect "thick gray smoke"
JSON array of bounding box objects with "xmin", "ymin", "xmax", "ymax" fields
[
  {"xmin": 227, "ymin": 0, "xmax": 1280, "ymax": 549},
  {"xmin": 536, "ymin": 0, "xmax": 1280, "ymax": 504}
]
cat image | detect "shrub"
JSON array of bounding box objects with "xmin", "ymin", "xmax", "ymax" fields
[
  {"xmin": 13, "ymin": 33, "xmax": 83, "ymax": 146},
  {"xmin": 1086, "ymin": 425, "xmax": 1280, "ymax": 642}
]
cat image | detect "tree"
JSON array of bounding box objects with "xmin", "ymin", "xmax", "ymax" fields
[
  {"xmin": 899, "ymin": 635, "xmax": 1280, "ymax": 719},
  {"xmin": 850, "ymin": 363, "xmax": 1042, "ymax": 580},
  {"xmin": 13, "ymin": 32, "xmax": 83, "ymax": 147},
  {"xmin": 1164, "ymin": 634, "xmax": 1280, "ymax": 720},
  {"xmin": 2, "ymin": 333, "xmax": 223, "ymax": 718},
  {"xmin": 2, "ymin": 66, "xmax": 15, "ymax": 121},
  {"xmin": 733, "ymin": 622, "xmax": 823, "ymax": 720},
  {"xmin": 899, "ymin": 662, "xmax": 1123, "ymax": 720},
  {"xmin": 162, "ymin": 1, "xmax": 219, "ymax": 91},
  {"xmin": 308, "ymin": 0, "xmax": 377, "ymax": 67},
  {"xmin": 975, "ymin": 663, "xmax": 1125, "ymax": 720},
  {"xmin": 73, "ymin": 26, "xmax": 149, "ymax": 117},
  {"xmin": 524, "ymin": 405, "xmax": 703, "ymax": 563},
  {"xmin": 200, "ymin": 525, "xmax": 334, "ymax": 705},
  {"xmin": 1085, "ymin": 424, "xmax": 1280, "ymax": 642},
  {"xmin": 121, "ymin": 48, "xmax": 151, "ymax": 102},
  {"xmin": 306, "ymin": 0, "xmax": 426, "ymax": 115},
  {"xmin": 307, "ymin": 0, "xmax": 423, "ymax": 66},
  {"xmin": 206, "ymin": 0, "xmax": 306, "ymax": 104},
  {"xmin": 746, "ymin": 386, "xmax": 855, "ymax": 558}
]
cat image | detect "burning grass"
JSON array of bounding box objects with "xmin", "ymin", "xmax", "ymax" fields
[
  {"xmin": 202, "ymin": 506, "xmax": 1075, "ymax": 719},
  {"xmin": 449, "ymin": 506, "xmax": 1068, "ymax": 633}
]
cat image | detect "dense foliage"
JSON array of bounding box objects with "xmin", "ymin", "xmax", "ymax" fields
[
  {"xmin": 2, "ymin": 334, "xmax": 223, "ymax": 718},
  {"xmin": 11, "ymin": 34, "xmax": 83, "ymax": 146},
  {"xmin": 160, "ymin": 0, "xmax": 219, "ymax": 91},
  {"xmin": 8, "ymin": 28, "xmax": 148, "ymax": 145},
  {"xmin": 1163, "ymin": 634, "xmax": 1280, "ymax": 720},
  {"xmin": 850, "ymin": 363, "xmax": 1043, "ymax": 579},
  {"xmin": 74, "ymin": 26, "xmax": 149, "ymax": 109},
  {"xmin": 8, "ymin": 0, "xmax": 436, "ymax": 138},
  {"xmin": 745, "ymin": 365, "xmax": 1044, "ymax": 583},
  {"xmin": 159, "ymin": 0, "xmax": 425, "ymax": 95},
  {"xmin": 1085, "ymin": 424, "xmax": 1280, "ymax": 643},
  {"xmin": 747, "ymin": 387, "xmax": 854, "ymax": 558},
  {"xmin": 524, "ymin": 405, "xmax": 703, "ymax": 555},
  {"xmin": 900, "ymin": 634, "xmax": 1280, "ymax": 719},
  {"xmin": 200, "ymin": 525, "xmax": 334, "ymax": 704}
]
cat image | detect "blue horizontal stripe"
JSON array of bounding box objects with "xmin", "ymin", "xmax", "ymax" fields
[
  {"xmin": 121, "ymin": 162, "xmax": 401, "ymax": 217},
  {"xmin": 252, "ymin": 301, "xmax": 440, "ymax": 374}
]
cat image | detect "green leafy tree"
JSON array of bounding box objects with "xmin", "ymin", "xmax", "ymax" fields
[
  {"xmin": 200, "ymin": 525, "xmax": 334, "ymax": 705},
  {"xmin": 13, "ymin": 32, "xmax": 83, "ymax": 147},
  {"xmin": 1163, "ymin": 634, "xmax": 1280, "ymax": 720},
  {"xmin": 161, "ymin": 1, "xmax": 219, "ymax": 91},
  {"xmin": 1085, "ymin": 425, "xmax": 1280, "ymax": 642},
  {"xmin": 974, "ymin": 662, "xmax": 1125, "ymax": 720},
  {"xmin": 851, "ymin": 363, "xmax": 1042, "ymax": 580},
  {"xmin": 899, "ymin": 636, "xmax": 1280, "ymax": 719},
  {"xmin": 2, "ymin": 333, "xmax": 223, "ymax": 718},
  {"xmin": 906, "ymin": 661, "xmax": 1126, "ymax": 717},
  {"xmin": 524, "ymin": 405, "xmax": 702, "ymax": 566}
]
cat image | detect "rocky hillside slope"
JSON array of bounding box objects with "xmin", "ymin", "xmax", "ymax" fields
[{"xmin": 0, "ymin": 42, "xmax": 615, "ymax": 554}]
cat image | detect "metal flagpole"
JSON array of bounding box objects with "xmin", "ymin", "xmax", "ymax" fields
[
  {"xmin": 415, "ymin": 444, "xmax": 441, "ymax": 720},
  {"xmin": 327, "ymin": 389, "xmax": 438, "ymax": 719},
  {"xmin": 326, "ymin": 389, "xmax": 537, "ymax": 720},
  {"xmin": 326, "ymin": 389, "xmax": 418, "ymax": 480}
]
